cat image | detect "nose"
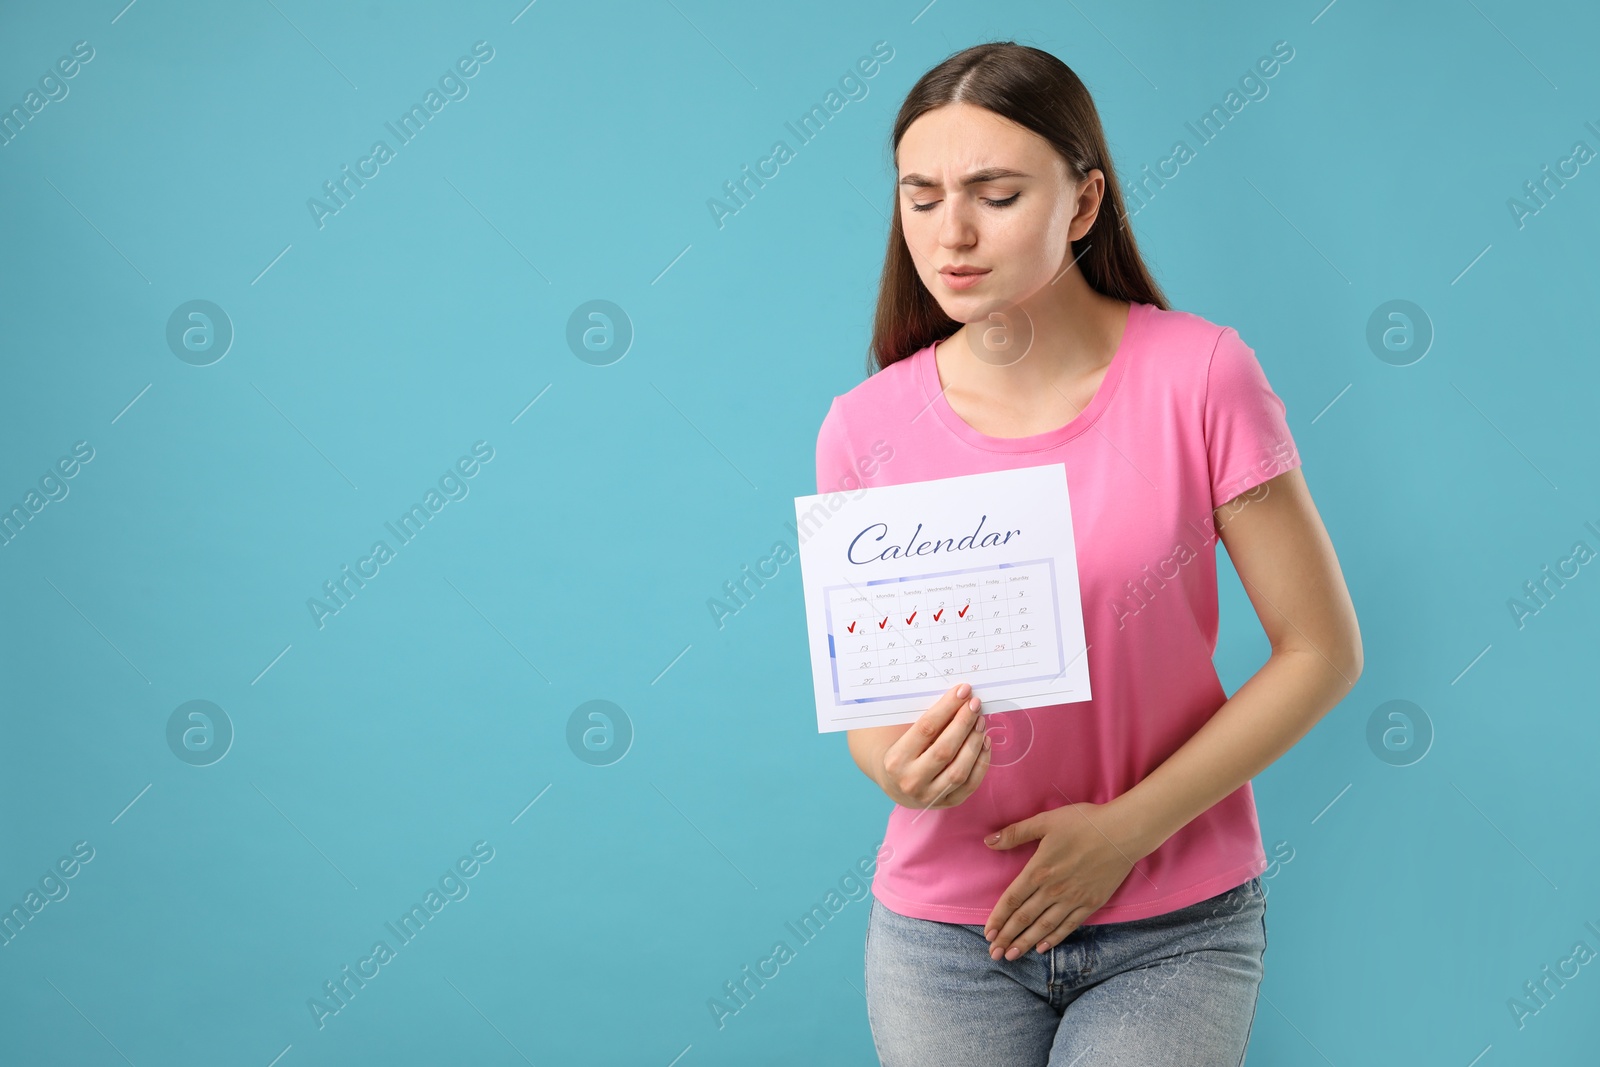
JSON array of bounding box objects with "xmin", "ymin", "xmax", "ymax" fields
[{"xmin": 937, "ymin": 195, "xmax": 977, "ymax": 249}]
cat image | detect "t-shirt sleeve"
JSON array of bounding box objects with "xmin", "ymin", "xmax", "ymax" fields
[
  {"xmin": 814, "ymin": 396, "xmax": 855, "ymax": 495},
  {"xmin": 1203, "ymin": 326, "xmax": 1302, "ymax": 509}
]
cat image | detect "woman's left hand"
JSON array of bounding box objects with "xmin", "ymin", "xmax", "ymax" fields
[{"xmin": 981, "ymin": 799, "xmax": 1150, "ymax": 960}]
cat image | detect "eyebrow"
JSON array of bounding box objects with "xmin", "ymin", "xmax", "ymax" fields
[{"xmin": 897, "ymin": 167, "xmax": 1031, "ymax": 189}]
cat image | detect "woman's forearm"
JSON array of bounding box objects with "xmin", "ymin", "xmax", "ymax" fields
[
  {"xmin": 1107, "ymin": 646, "xmax": 1362, "ymax": 861},
  {"xmin": 848, "ymin": 724, "xmax": 908, "ymax": 792}
]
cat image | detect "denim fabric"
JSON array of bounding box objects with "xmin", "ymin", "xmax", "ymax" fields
[{"xmin": 864, "ymin": 876, "xmax": 1267, "ymax": 1066}]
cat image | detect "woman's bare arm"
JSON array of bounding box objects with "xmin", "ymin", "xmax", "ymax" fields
[
  {"xmin": 847, "ymin": 724, "xmax": 910, "ymax": 792},
  {"xmin": 1107, "ymin": 466, "xmax": 1364, "ymax": 859}
]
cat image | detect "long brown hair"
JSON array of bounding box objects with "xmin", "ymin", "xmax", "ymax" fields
[{"xmin": 868, "ymin": 42, "xmax": 1169, "ymax": 374}]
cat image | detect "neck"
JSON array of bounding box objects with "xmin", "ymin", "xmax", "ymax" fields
[{"xmin": 940, "ymin": 270, "xmax": 1128, "ymax": 399}]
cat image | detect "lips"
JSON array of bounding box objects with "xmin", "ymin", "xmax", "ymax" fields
[{"xmin": 940, "ymin": 267, "xmax": 989, "ymax": 290}]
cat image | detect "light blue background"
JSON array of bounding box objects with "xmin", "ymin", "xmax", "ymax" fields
[{"xmin": 3, "ymin": 1, "xmax": 1598, "ymax": 1064}]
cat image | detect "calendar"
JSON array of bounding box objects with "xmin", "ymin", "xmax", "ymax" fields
[
  {"xmin": 795, "ymin": 464, "xmax": 1092, "ymax": 733},
  {"xmin": 826, "ymin": 559, "xmax": 1065, "ymax": 700}
]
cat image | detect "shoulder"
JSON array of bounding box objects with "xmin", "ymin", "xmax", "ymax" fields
[
  {"xmin": 1134, "ymin": 304, "xmax": 1275, "ymax": 401},
  {"xmin": 818, "ymin": 341, "xmax": 934, "ymax": 437},
  {"xmin": 1135, "ymin": 303, "xmax": 1238, "ymax": 367}
]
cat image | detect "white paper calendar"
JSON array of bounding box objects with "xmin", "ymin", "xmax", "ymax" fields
[{"xmin": 794, "ymin": 463, "xmax": 1092, "ymax": 733}]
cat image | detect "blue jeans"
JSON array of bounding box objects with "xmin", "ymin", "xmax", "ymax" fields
[{"xmin": 864, "ymin": 876, "xmax": 1268, "ymax": 1066}]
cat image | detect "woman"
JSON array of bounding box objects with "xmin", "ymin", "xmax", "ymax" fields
[{"xmin": 813, "ymin": 42, "xmax": 1362, "ymax": 1065}]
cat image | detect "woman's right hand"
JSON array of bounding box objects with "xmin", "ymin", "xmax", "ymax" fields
[{"xmin": 867, "ymin": 682, "xmax": 992, "ymax": 810}]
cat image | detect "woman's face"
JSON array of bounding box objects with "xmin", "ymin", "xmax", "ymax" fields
[{"xmin": 896, "ymin": 102, "xmax": 1096, "ymax": 321}]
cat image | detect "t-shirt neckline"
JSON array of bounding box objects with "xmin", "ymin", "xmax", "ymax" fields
[{"xmin": 918, "ymin": 300, "xmax": 1145, "ymax": 453}]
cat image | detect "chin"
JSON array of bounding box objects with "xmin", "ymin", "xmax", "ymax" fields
[{"xmin": 938, "ymin": 290, "xmax": 1020, "ymax": 322}]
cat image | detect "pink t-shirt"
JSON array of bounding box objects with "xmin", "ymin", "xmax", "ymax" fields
[{"xmin": 813, "ymin": 300, "xmax": 1302, "ymax": 925}]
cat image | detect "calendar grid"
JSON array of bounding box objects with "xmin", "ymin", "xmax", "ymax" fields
[{"xmin": 823, "ymin": 558, "xmax": 1067, "ymax": 706}]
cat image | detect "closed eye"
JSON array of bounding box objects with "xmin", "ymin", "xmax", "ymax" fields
[{"xmin": 908, "ymin": 193, "xmax": 1020, "ymax": 213}]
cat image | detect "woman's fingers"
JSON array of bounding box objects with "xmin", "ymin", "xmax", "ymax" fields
[
  {"xmin": 921, "ymin": 682, "xmax": 971, "ymax": 737},
  {"xmin": 912, "ymin": 693, "xmax": 980, "ymax": 782},
  {"xmin": 1034, "ymin": 907, "xmax": 1091, "ymax": 954},
  {"xmin": 927, "ymin": 719, "xmax": 990, "ymax": 803},
  {"xmin": 1010, "ymin": 901, "xmax": 1074, "ymax": 958},
  {"xmin": 989, "ymin": 895, "xmax": 1058, "ymax": 959},
  {"xmin": 890, "ymin": 684, "xmax": 969, "ymax": 766},
  {"xmin": 882, "ymin": 684, "xmax": 991, "ymax": 808},
  {"xmin": 882, "ymin": 685, "xmax": 963, "ymax": 800},
  {"xmin": 921, "ymin": 730, "xmax": 981, "ymax": 807},
  {"xmin": 993, "ymin": 901, "xmax": 1091, "ymax": 960}
]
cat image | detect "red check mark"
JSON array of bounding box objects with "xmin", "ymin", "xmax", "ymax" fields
[
  {"xmin": 905, "ymin": 611, "xmax": 917, "ymax": 626},
  {"xmin": 933, "ymin": 609, "xmax": 944, "ymax": 622},
  {"xmin": 879, "ymin": 617, "xmax": 889, "ymax": 629},
  {"xmin": 847, "ymin": 621, "xmax": 856, "ymax": 633},
  {"xmin": 958, "ymin": 605, "xmax": 971, "ymax": 618}
]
